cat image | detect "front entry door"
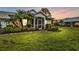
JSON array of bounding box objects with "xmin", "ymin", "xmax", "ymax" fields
[
  {"xmin": 37, "ymin": 19, "xmax": 42, "ymax": 30},
  {"xmin": 35, "ymin": 17, "xmax": 44, "ymax": 30}
]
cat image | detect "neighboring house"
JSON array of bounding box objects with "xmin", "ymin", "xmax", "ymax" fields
[
  {"xmin": 60, "ymin": 17, "xmax": 79, "ymax": 27},
  {"xmin": 0, "ymin": 9, "xmax": 54, "ymax": 30},
  {"xmin": 0, "ymin": 11, "xmax": 15, "ymax": 28}
]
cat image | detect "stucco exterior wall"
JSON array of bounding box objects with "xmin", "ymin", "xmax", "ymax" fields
[
  {"xmin": 1, "ymin": 21, "xmax": 7, "ymax": 28},
  {"xmin": 45, "ymin": 19, "xmax": 47, "ymax": 25},
  {"xmin": 22, "ymin": 19, "xmax": 27, "ymax": 26},
  {"xmin": 0, "ymin": 21, "xmax": 13, "ymax": 28},
  {"xmin": 47, "ymin": 20, "xmax": 51, "ymax": 24}
]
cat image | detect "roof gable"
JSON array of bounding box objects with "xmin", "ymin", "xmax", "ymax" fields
[
  {"xmin": 30, "ymin": 9, "xmax": 37, "ymax": 13},
  {"xmin": 34, "ymin": 12, "xmax": 47, "ymax": 17},
  {"xmin": 28, "ymin": 9, "xmax": 37, "ymax": 14}
]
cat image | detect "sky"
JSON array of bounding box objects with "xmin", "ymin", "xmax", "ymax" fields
[{"xmin": 0, "ymin": 7, "xmax": 79, "ymax": 20}]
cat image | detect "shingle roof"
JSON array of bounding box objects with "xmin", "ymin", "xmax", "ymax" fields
[
  {"xmin": 0, "ymin": 11, "xmax": 15, "ymax": 19},
  {"xmin": 64, "ymin": 17, "xmax": 79, "ymax": 20}
]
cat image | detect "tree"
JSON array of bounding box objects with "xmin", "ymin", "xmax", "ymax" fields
[
  {"xmin": 9, "ymin": 14, "xmax": 19, "ymax": 27},
  {"xmin": 26, "ymin": 11, "xmax": 33, "ymax": 25},
  {"xmin": 15, "ymin": 10, "xmax": 27, "ymax": 29},
  {"xmin": 54, "ymin": 20, "xmax": 59, "ymax": 28},
  {"xmin": 60, "ymin": 20, "xmax": 64, "ymax": 27},
  {"xmin": 9, "ymin": 10, "xmax": 33, "ymax": 30}
]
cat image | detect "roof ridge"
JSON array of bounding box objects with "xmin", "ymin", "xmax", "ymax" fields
[{"xmin": 0, "ymin": 11, "xmax": 15, "ymax": 13}]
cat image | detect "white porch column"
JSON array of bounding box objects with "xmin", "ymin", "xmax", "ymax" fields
[
  {"xmin": 37, "ymin": 18, "xmax": 38, "ymax": 29},
  {"xmin": 70, "ymin": 22, "xmax": 73, "ymax": 27},
  {"xmin": 41, "ymin": 19, "xmax": 42, "ymax": 29},
  {"xmin": 44, "ymin": 17, "xmax": 46, "ymax": 29},
  {"xmin": 33, "ymin": 18, "xmax": 35, "ymax": 28}
]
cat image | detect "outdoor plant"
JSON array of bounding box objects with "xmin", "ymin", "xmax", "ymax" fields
[
  {"xmin": 14, "ymin": 27, "xmax": 21, "ymax": 32},
  {"xmin": 27, "ymin": 24, "xmax": 32, "ymax": 28},
  {"xmin": 46, "ymin": 24, "xmax": 52, "ymax": 30},
  {"xmin": 47, "ymin": 21, "xmax": 60, "ymax": 31},
  {"xmin": 4, "ymin": 25, "xmax": 14, "ymax": 33},
  {"xmin": 26, "ymin": 24, "xmax": 32, "ymax": 31},
  {"xmin": 53, "ymin": 22, "xmax": 60, "ymax": 31},
  {"xmin": 9, "ymin": 10, "xmax": 33, "ymax": 31},
  {"xmin": 4, "ymin": 25, "xmax": 21, "ymax": 33},
  {"xmin": 59, "ymin": 20, "xmax": 64, "ymax": 27}
]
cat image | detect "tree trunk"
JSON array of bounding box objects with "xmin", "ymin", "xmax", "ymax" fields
[
  {"xmin": 12, "ymin": 21, "xmax": 19, "ymax": 27},
  {"xmin": 19, "ymin": 19, "xmax": 23, "ymax": 30}
]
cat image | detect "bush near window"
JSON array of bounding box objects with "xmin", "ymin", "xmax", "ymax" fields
[
  {"xmin": 3, "ymin": 25, "xmax": 21, "ymax": 33},
  {"xmin": 14, "ymin": 27, "xmax": 21, "ymax": 32},
  {"xmin": 4, "ymin": 25, "xmax": 14, "ymax": 33}
]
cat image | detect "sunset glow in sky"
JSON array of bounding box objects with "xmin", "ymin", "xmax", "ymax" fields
[{"xmin": 0, "ymin": 7, "xmax": 79, "ymax": 20}]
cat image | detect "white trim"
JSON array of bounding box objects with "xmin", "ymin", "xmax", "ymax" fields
[
  {"xmin": 44, "ymin": 17, "xmax": 46, "ymax": 29},
  {"xmin": 37, "ymin": 18, "xmax": 38, "ymax": 28},
  {"xmin": 33, "ymin": 18, "xmax": 35, "ymax": 28},
  {"xmin": 34, "ymin": 17, "xmax": 46, "ymax": 29}
]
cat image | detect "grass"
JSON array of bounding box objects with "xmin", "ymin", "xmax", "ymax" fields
[{"xmin": 0, "ymin": 27, "xmax": 79, "ymax": 51}]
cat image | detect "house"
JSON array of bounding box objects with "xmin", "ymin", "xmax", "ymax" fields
[
  {"xmin": 27, "ymin": 9, "xmax": 53, "ymax": 30},
  {"xmin": 60, "ymin": 17, "xmax": 79, "ymax": 27},
  {"xmin": 0, "ymin": 11, "xmax": 15, "ymax": 28},
  {"xmin": 0, "ymin": 9, "xmax": 54, "ymax": 30}
]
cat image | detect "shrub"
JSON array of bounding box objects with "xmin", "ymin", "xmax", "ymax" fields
[
  {"xmin": 54, "ymin": 22, "xmax": 59, "ymax": 27},
  {"xmin": 47, "ymin": 27, "xmax": 59, "ymax": 32},
  {"xmin": 6, "ymin": 25, "xmax": 13, "ymax": 27},
  {"xmin": 52, "ymin": 27, "xmax": 59, "ymax": 31},
  {"xmin": 27, "ymin": 24, "xmax": 32, "ymax": 28},
  {"xmin": 26, "ymin": 24, "xmax": 32, "ymax": 31},
  {"xmin": 14, "ymin": 27, "xmax": 21, "ymax": 32},
  {"xmin": 4, "ymin": 25, "xmax": 21, "ymax": 33},
  {"xmin": 30, "ymin": 28, "xmax": 36, "ymax": 31},
  {"xmin": 53, "ymin": 22, "xmax": 60, "ymax": 29},
  {"xmin": 0, "ymin": 29, "xmax": 5, "ymax": 34},
  {"xmin": 4, "ymin": 25, "xmax": 14, "ymax": 33},
  {"xmin": 47, "ymin": 22, "xmax": 60, "ymax": 31},
  {"xmin": 22, "ymin": 26, "xmax": 27, "ymax": 31},
  {"xmin": 46, "ymin": 24, "xmax": 52, "ymax": 30}
]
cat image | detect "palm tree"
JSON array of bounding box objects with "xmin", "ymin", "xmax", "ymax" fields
[
  {"xmin": 9, "ymin": 10, "xmax": 33, "ymax": 30},
  {"xmin": 17, "ymin": 10, "xmax": 34, "ymax": 29},
  {"xmin": 15, "ymin": 10, "xmax": 27, "ymax": 29},
  {"xmin": 9, "ymin": 14, "xmax": 19, "ymax": 27},
  {"xmin": 26, "ymin": 11, "xmax": 33, "ymax": 24}
]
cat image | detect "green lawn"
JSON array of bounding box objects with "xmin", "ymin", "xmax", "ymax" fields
[{"xmin": 0, "ymin": 27, "xmax": 79, "ymax": 51}]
